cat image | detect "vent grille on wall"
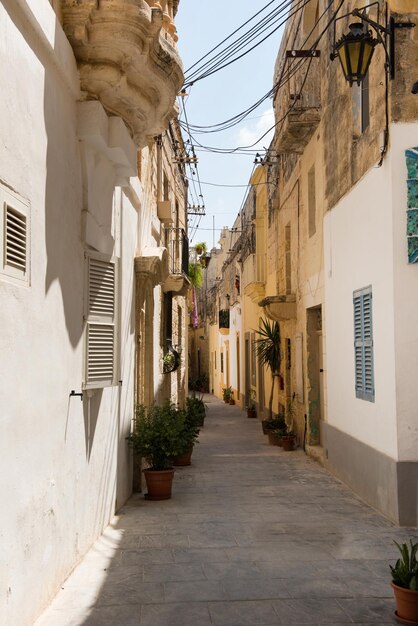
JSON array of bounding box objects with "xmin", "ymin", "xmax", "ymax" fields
[{"xmin": 5, "ymin": 204, "xmax": 26, "ymax": 273}]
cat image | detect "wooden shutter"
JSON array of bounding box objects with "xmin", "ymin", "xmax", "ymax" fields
[
  {"xmin": 85, "ymin": 256, "xmax": 117, "ymax": 388},
  {"xmin": 353, "ymin": 287, "xmax": 374, "ymax": 402}
]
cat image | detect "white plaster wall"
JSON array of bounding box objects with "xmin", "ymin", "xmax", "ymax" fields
[
  {"xmin": 390, "ymin": 124, "xmax": 418, "ymax": 461},
  {"xmin": 323, "ymin": 124, "xmax": 418, "ymax": 460},
  {"xmin": 0, "ymin": 4, "xmax": 137, "ymax": 624}
]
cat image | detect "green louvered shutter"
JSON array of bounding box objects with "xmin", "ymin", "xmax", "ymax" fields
[{"xmin": 353, "ymin": 287, "xmax": 374, "ymax": 402}]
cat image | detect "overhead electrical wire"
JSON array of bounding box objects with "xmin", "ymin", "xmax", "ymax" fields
[
  {"xmin": 184, "ymin": 0, "xmax": 279, "ymax": 76},
  {"xmin": 184, "ymin": 0, "xmax": 310, "ymax": 87},
  {"xmin": 180, "ymin": 0, "xmax": 342, "ymax": 154},
  {"xmin": 181, "ymin": 0, "xmax": 345, "ymax": 242}
]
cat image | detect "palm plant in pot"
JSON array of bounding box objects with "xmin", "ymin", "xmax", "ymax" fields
[
  {"xmin": 390, "ymin": 539, "xmax": 418, "ymax": 624},
  {"xmin": 126, "ymin": 402, "xmax": 184, "ymax": 500},
  {"xmin": 254, "ymin": 318, "xmax": 282, "ymax": 421}
]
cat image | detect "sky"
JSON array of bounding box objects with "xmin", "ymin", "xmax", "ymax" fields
[{"xmin": 176, "ymin": 1, "xmax": 286, "ymax": 250}]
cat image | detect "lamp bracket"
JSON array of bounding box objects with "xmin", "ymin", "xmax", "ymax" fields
[
  {"xmin": 286, "ymin": 50, "xmax": 321, "ymax": 58},
  {"xmin": 352, "ymin": 9, "xmax": 415, "ymax": 35}
]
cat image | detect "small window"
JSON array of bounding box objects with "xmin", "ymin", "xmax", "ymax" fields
[
  {"xmin": 308, "ymin": 165, "xmax": 316, "ymax": 238},
  {"xmin": 285, "ymin": 223, "xmax": 291, "ymax": 294},
  {"xmin": 0, "ymin": 185, "xmax": 30, "ymax": 285},
  {"xmin": 84, "ymin": 253, "xmax": 118, "ymax": 389},
  {"xmin": 163, "ymin": 172, "xmax": 169, "ymax": 201},
  {"xmin": 251, "ymin": 331, "xmax": 256, "ymax": 386},
  {"xmin": 353, "ymin": 286, "xmax": 374, "ymax": 402}
]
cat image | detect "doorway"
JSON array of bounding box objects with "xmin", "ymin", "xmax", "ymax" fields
[{"xmin": 306, "ymin": 306, "xmax": 323, "ymax": 445}]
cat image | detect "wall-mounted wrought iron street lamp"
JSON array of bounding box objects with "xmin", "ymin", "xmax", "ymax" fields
[{"xmin": 330, "ymin": 3, "xmax": 415, "ymax": 85}]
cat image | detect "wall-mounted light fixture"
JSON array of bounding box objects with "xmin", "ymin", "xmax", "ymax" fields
[{"xmin": 330, "ymin": 3, "xmax": 415, "ymax": 85}]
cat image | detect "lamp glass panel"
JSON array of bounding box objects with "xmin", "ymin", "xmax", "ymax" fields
[
  {"xmin": 337, "ymin": 46, "xmax": 349, "ymax": 79},
  {"xmin": 361, "ymin": 43, "xmax": 375, "ymax": 74},
  {"xmin": 347, "ymin": 41, "xmax": 362, "ymax": 77}
]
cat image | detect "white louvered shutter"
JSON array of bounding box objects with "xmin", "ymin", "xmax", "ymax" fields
[
  {"xmin": 353, "ymin": 287, "xmax": 374, "ymax": 402},
  {"xmin": 85, "ymin": 256, "xmax": 117, "ymax": 388}
]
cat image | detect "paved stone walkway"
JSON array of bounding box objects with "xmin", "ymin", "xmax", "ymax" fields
[{"xmin": 36, "ymin": 395, "xmax": 417, "ymax": 626}]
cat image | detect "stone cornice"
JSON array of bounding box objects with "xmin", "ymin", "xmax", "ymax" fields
[{"xmin": 61, "ymin": 0, "xmax": 184, "ymax": 147}]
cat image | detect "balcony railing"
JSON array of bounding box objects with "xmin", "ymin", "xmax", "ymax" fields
[
  {"xmin": 219, "ymin": 309, "xmax": 230, "ymax": 329},
  {"xmin": 274, "ymin": 56, "xmax": 321, "ymax": 153},
  {"xmin": 166, "ymin": 228, "xmax": 189, "ymax": 276}
]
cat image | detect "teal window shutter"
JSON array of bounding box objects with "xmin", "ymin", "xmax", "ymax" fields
[{"xmin": 353, "ymin": 286, "xmax": 374, "ymax": 402}]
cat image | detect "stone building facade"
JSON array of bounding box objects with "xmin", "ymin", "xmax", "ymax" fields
[
  {"xmin": 262, "ymin": 0, "xmax": 418, "ymax": 523},
  {"xmin": 0, "ymin": 1, "xmax": 188, "ymax": 624}
]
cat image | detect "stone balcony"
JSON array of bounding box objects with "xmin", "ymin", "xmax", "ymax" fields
[
  {"xmin": 259, "ymin": 294, "xmax": 296, "ymax": 322},
  {"xmin": 274, "ymin": 56, "xmax": 321, "ymax": 154},
  {"xmin": 61, "ymin": 0, "xmax": 184, "ymax": 147},
  {"xmin": 243, "ymin": 253, "xmax": 266, "ymax": 303}
]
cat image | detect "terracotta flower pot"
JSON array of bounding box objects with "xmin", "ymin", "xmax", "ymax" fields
[
  {"xmin": 143, "ymin": 468, "xmax": 175, "ymax": 500},
  {"xmin": 247, "ymin": 408, "xmax": 257, "ymax": 418},
  {"xmin": 173, "ymin": 449, "xmax": 193, "ymax": 467},
  {"xmin": 229, "ymin": 399, "xmax": 235, "ymax": 405},
  {"xmin": 282, "ymin": 435, "xmax": 296, "ymax": 451},
  {"xmin": 391, "ymin": 582, "xmax": 418, "ymax": 624},
  {"xmin": 261, "ymin": 420, "xmax": 270, "ymax": 434},
  {"xmin": 267, "ymin": 431, "xmax": 281, "ymax": 446}
]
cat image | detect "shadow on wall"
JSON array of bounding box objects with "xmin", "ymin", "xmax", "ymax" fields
[
  {"xmin": 43, "ymin": 43, "xmax": 84, "ymax": 348},
  {"xmin": 83, "ymin": 390, "xmax": 103, "ymax": 461},
  {"xmin": 2, "ymin": 0, "xmax": 84, "ymax": 350}
]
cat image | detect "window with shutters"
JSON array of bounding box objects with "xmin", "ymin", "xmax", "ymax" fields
[
  {"xmin": 353, "ymin": 286, "xmax": 374, "ymax": 402},
  {"xmin": 84, "ymin": 253, "xmax": 118, "ymax": 389},
  {"xmin": 0, "ymin": 185, "xmax": 30, "ymax": 285}
]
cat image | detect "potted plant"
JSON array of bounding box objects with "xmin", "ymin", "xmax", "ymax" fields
[
  {"xmin": 222, "ymin": 386, "xmax": 232, "ymax": 403},
  {"xmin": 247, "ymin": 389, "xmax": 257, "ymax": 418},
  {"xmin": 229, "ymin": 390, "xmax": 235, "ymax": 405},
  {"xmin": 186, "ymin": 394, "xmax": 206, "ymax": 428},
  {"xmin": 254, "ymin": 318, "xmax": 282, "ymax": 420},
  {"xmin": 194, "ymin": 241, "xmax": 207, "ymax": 257},
  {"xmin": 126, "ymin": 402, "xmax": 184, "ymax": 500},
  {"xmin": 264, "ymin": 416, "xmax": 287, "ymax": 445},
  {"xmin": 281, "ymin": 394, "xmax": 296, "ymax": 450},
  {"xmin": 173, "ymin": 406, "xmax": 200, "ymax": 467},
  {"xmin": 281, "ymin": 430, "xmax": 296, "ymax": 451},
  {"xmin": 390, "ymin": 540, "xmax": 418, "ymax": 623},
  {"xmin": 163, "ymin": 347, "xmax": 180, "ymax": 373}
]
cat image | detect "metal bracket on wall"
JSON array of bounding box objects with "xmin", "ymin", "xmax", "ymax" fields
[{"xmin": 70, "ymin": 390, "xmax": 83, "ymax": 401}]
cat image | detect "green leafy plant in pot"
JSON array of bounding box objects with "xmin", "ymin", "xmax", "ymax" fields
[
  {"xmin": 390, "ymin": 540, "xmax": 418, "ymax": 623},
  {"xmin": 173, "ymin": 405, "xmax": 200, "ymax": 467},
  {"xmin": 265, "ymin": 416, "xmax": 287, "ymax": 445},
  {"xmin": 222, "ymin": 386, "xmax": 232, "ymax": 403},
  {"xmin": 186, "ymin": 394, "xmax": 206, "ymax": 427},
  {"xmin": 247, "ymin": 389, "xmax": 257, "ymax": 418},
  {"xmin": 126, "ymin": 402, "xmax": 184, "ymax": 500}
]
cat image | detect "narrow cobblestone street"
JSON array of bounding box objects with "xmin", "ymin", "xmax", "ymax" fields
[{"xmin": 36, "ymin": 395, "xmax": 416, "ymax": 626}]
